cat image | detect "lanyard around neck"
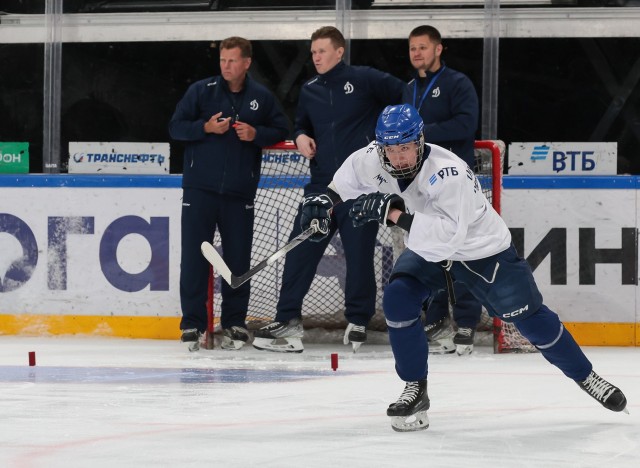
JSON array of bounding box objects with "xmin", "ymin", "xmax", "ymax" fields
[{"xmin": 413, "ymin": 66, "xmax": 446, "ymax": 111}]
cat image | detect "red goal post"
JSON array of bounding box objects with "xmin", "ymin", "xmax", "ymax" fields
[{"xmin": 204, "ymin": 140, "xmax": 534, "ymax": 353}]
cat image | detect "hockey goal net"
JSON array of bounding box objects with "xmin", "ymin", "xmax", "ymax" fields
[{"xmin": 206, "ymin": 140, "xmax": 534, "ymax": 353}]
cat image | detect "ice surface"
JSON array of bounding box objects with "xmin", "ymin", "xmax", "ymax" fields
[{"xmin": 1, "ymin": 337, "xmax": 638, "ymax": 468}]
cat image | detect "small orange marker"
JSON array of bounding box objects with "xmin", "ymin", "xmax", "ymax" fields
[{"xmin": 331, "ymin": 353, "xmax": 338, "ymax": 371}]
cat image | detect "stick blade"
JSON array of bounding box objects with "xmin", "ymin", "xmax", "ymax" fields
[{"xmin": 200, "ymin": 242, "xmax": 233, "ymax": 286}]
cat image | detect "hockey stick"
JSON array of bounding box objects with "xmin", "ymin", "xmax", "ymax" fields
[{"xmin": 200, "ymin": 221, "xmax": 320, "ymax": 289}]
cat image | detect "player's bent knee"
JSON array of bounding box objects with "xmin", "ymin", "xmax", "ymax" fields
[
  {"xmin": 514, "ymin": 304, "xmax": 563, "ymax": 347},
  {"xmin": 383, "ymin": 275, "xmax": 429, "ymax": 324}
]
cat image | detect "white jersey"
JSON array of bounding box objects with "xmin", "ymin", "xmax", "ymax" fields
[{"xmin": 332, "ymin": 141, "xmax": 511, "ymax": 262}]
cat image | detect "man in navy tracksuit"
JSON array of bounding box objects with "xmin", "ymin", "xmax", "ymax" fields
[
  {"xmin": 403, "ymin": 25, "xmax": 482, "ymax": 356},
  {"xmin": 253, "ymin": 26, "xmax": 406, "ymax": 353},
  {"xmin": 169, "ymin": 36, "xmax": 289, "ymax": 350}
]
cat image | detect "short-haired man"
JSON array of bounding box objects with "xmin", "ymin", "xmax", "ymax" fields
[
  {"xmin": 253, "ymin": 26, "xmax": 406, "ymax": 353},
  {"xmin": 169, "ymin": 36, "xmax": 289, "ymax": 351},
  {"xmin": 404, "ymin": 25, "xmax": 482, "ymax": 356}
]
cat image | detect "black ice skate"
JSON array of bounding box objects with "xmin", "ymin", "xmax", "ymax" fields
[
  {"xmin": 387, "ymin": 379, "xmax": 430, "ymax": 432},
  {"xmin": 425, "ymin": 316, "xmax": 455, "ymax": 354},
  {"xmin": 576, "ymin": 370, "xmax": 628, "ymax": 413},
  {"xmin": 453, "ymin": 327, "xmax": 475, "ymax": 356},
  {"xmin": 181, "ymin": 328, "xmax": 203, "ymax": 352},
  {"xmin": 343, "ymin": 323, "xmax": 366, "ymax": 353},
  {"xmin": 253, "ymin": 318, "xmax": 304, "ymax": 353},
  {"xmin": 221, "ymin": 326, "xmax": 250, "ymax": 350}
]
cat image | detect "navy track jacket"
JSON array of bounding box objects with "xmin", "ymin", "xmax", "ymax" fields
[
  {"xmin": 294, "ymin": 61, "xmax": 405, "ymax": 187},
  {"xmin": 403, "ymin": 64, "xmax": 479, "ymax": 166},
  {"xmin": 169, "ymin": 75, "xmax": 289, "ymax": 201}
]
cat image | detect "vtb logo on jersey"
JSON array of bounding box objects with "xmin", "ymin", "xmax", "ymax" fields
[
  {"xmin": 344, "ymin": 81, "xmax": 354, "ymax": 94},
  {"xmin": 430, "ymin": 166, "xmax": 459, "ymax": 185},
  {"xmin": 250, "ymin": 99, "xmax": 259, "ymax": 111},
  {"xmin": 432, "ymin": 86, "xmax": 441, "ymax": 98},
  {"xmin": 437, "ymin": 166, "xmax": 459, "ymax": 179}
]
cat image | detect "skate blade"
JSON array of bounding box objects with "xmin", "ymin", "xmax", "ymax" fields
[
  {"xmin": 455, "ymin": 344, "xmax": 474, "ymax": 356},
  {"xmin": 351, "ymin": 341, "xmax": 363, "ymax": 353},
  {"xmin": 390, "ymin": 411, "xmax": 430, "ymax": 432},
  {"xmin": 253, "ymin": 337, "xmax": 303, "ymax": 353},
  {"xmin": 428, "ymin": 344, "xmax": 456, "ymax": 355},
  {"xmin": 427, "ymin": 338, "xmax": 456, "ymax": 355}
]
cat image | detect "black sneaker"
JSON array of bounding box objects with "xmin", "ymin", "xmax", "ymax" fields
[
  {"xmin": 387, "ymin": 379, "xmax": 430, "ymax": 432},
  {"xmin": 181, "ymin": 328, "xmax": 203, "ymax": 352},
  {"xmin": 453, "ymin": 327, "xmax": 475, "ymax": 355},
  {"xmin": 424, "ymin": 316, "xmax": 455, "ymax": 354},
  {"xmin": 253, "ymin": 318, "xmax": 304, "ymax": 353},
  {"xmin": 576, "ymin": 370, "xmax": 628, "ymax": 413},
  {"xmin": 254, "ymin": 318, "xmax": 303, "ymax": 339},
  {"xmin": 221, "ymin": 326, "xmax": 250, "ymax": 350},
  {"xmin": 343, "ymin": 323, "xmax": 366, "ymax": 352},
  {"xmin": 180, "ymin": 328, "xmax": 201, "ymax": 343}
]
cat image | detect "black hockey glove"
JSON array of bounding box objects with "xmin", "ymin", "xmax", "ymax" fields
[
  {"xmin": 349, "ymin": 192, "xmax": 405, "ymax": 228},
  {"xmin": 300, "ymin": 193, "xmax": 333, "ymax": 242}
]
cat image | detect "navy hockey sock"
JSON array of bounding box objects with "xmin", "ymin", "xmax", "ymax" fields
[
  {"xmin": 515, "ymin": 304, "xmax": 592, "ymax": 381},
  {"xmin": 383, "ymin": 276, "xmax": 430, "ymax": 381}
]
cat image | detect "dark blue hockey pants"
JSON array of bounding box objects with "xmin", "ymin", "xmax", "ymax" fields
[
  {"xmin": 383, "ymin": 245, "xmax": 592, "ymax": 382},
  {"xmin": 179, "ymin": 188, "xmax": 254, "ymax": 332}
]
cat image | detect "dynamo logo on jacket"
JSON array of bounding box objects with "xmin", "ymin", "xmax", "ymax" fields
[{"xmin": 344, "ymin": 81, "xmax": 354, "ymax": 94}]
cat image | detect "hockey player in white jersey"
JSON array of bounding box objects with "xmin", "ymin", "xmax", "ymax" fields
[{"xmin": 299, "ymin": 104, "xmax": 628, "ymax": 432}]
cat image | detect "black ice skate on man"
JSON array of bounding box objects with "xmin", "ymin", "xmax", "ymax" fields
[{"xmin": 305, "ymin": 104, "xmax": 628, "ymax": 431}]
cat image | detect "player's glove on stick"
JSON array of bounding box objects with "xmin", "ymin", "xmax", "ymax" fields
[
  {"xmin": 349, "ymin": 192, "xmax": 405, "ymax": 227},
  {"xmin": 301, "ymin": 193, "xmax": 333, "ymax": 242}
]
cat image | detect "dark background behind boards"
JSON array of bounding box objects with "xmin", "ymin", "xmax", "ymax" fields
[{"xmin": 0, "ymin": 20, "xmax": 638, "ymax": 173}]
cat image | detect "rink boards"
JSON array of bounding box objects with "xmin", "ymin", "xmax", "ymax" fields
[{"xmin": 0, "ymin": 174, "xmax": 639, "ymax": 346}]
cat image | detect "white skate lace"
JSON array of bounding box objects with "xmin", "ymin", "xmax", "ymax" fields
[
  {"xmin": 395, "ymin": 382, "xmax": 420, "ymax": 405},
  {"xmin": 582, "ymin": 372, "xmax": 615, "ymax": 402},
  {"xmin": 456, "ymin": 328, "xmax": 473, "ymax": 337},
  {"xmin": 424, "ymin": 322, "xmax": 438, "ymax": 333},
  {"xmin": 352, "ymin": 325, "xmax": 366, "ymax": 334}
]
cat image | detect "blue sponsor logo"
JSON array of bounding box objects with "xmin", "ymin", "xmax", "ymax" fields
[
  {"xmin": 429, "ymin": 174, "xmax": 437, "ymax": 185},
  {"xmin": 262, "ymin": 152, "xmax": 302, "ymax": 163},
  {"xmin": 73, "ymin": 153, "xmax": 166, "ymax": 165},
  {"xmin": 0, "ymin": 213, "xmax": 169, "ymax": 293},
  {"xmin": 530, "ymin": 145, "xmax": 550, "ymax": 161}
]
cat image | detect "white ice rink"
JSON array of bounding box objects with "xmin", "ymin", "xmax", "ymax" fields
[{"xmin": 1, "ymin": 336, "xmax": 638, "ymax": 468}]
